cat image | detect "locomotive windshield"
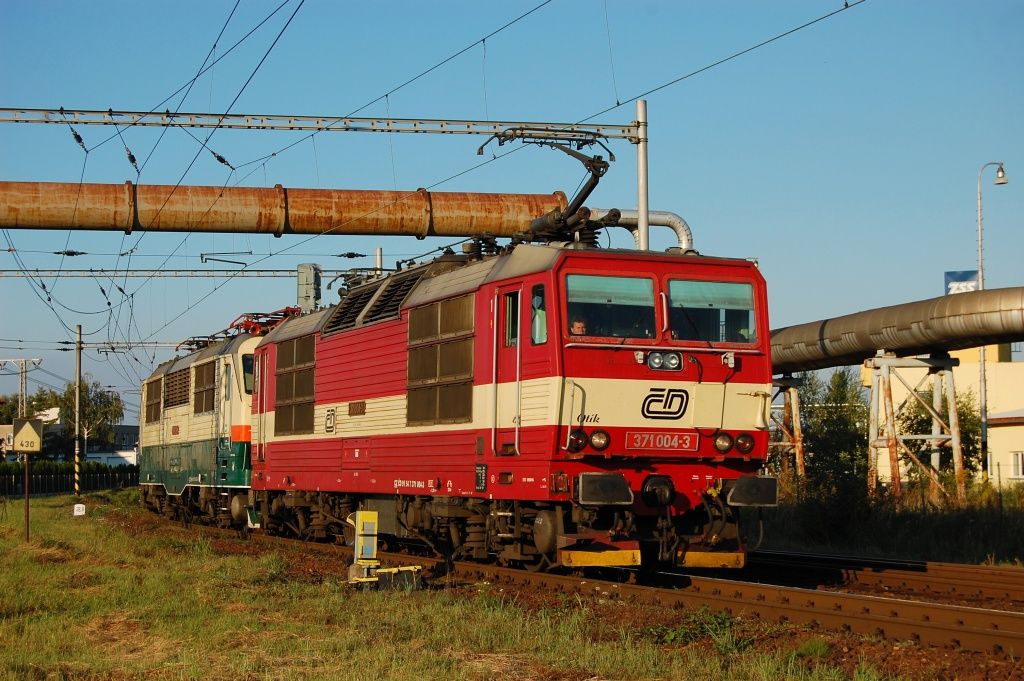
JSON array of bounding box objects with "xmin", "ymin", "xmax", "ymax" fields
[
  {"xmin": 242, "ymin": 354, "xmax": 255, "ymax": 394},
  {"xmin": 667, "ymin": 280, "xmax": 757, "ymax": 344},
  {"xmin": 565, "ymin": 274, "xmax": 656, "ymax": 339}
]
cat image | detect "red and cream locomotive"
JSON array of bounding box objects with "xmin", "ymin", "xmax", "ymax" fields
[
  {"xmin": 244, "ymin": 236, "xmax": 776, "ymax": 570},
  {"xmin": 135, "ymin": 166, "xmax": 778, "ymax": 570}
]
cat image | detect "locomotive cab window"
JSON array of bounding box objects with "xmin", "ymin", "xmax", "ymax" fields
[
  {"xmin": 504, "ymin": 292, "xmax": 520, "ymax": 347},
  {"xmin": 530, "ymin": 285, "xmax": 547, "ymax": 345},
  {"xmin": 565, "ymin": 274, "xmax": 655, "ymax": 339},
  {"xmin": 242, "ymin": 353, "xmax": 254, "ymax": 394},
  {"xmin": 275, "ymin": 334, "xmax": 316, "ymax": 435},
  {"xmin": 667, "ymin": 280, "xmax": 757, "ymax": 344}
]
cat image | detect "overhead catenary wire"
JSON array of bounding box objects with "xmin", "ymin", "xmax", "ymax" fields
[
  {"xmin": 110, "ymin": 0, "xmax": 305, "ymax": 376},
  {"xmin": 136, "ymin": 0, "xmax": 242, "ymax": 177},
  {"xmin": 4, "ymin": 3, "xmax": 265, "ymax": 376},
  {"xmin": 136, "ymin": 2, "xmax": 868, "ymax": 343},
  {"xmin": 25, "ymin": 0, "xmax": 557, "ymax": 347},
  {"xmin": 140, "ymin": 144, "xmax": 526, "ymax": 342},
  {"xmin": 5, "ymin": 1, "xmax": 869, "ymax": 389},
  {"xmin": 121, "ymin": 0, "xmax": 305, "ymax": 293},
  {"xmin": 115, "ymin": 1, "xmax": 554, "ymax": 345},
  {"xmin": 602, "ymin": 0, "xmax": 621, "ymax": 106},
  {"xmin": 108, "ymin": 0, "xmax": 246, "ymax": 370},
  {"xmin": 227, "ymin": 0, "xmax": 553, "ymax": 176},
  {"xmin": 86, "ymin": 0, "xmax": 295, "ymax": 155},
  {"xmin": 580, "ymin": 0, "xmax": 868, "ymax": 123}
]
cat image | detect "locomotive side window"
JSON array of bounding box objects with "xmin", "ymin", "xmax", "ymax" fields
[
  {"xmin": 565, "ymin": 274, "xmax": 655, "ymax": 339},
  {"xmin": 275, "ymin": 334, "xmax": 316, "ymax": 435},
  {"xmin": 407, "ymin": 294, "xmax": 474, "ymax": 425},
  {"xmin": 504, "ymin": 292, "xmax": 520, "ymax": 347},
  {"xmin": 531, "ymin": 285, "xmax": 548, "ymax": 345},
  {"xmin": 145, "ymin": 378, "xmax": 162, "ymax": 423},
  {"xmin": 242, "ymin": 354, "xmax": 254, "ymax": 394},
  {"xmin": 667, "ymin": 280, "xmax": 757, "ymax": 344},
  {"xmin": 193, "ymin": 361, "xmax": 216, "ymax": 414}
]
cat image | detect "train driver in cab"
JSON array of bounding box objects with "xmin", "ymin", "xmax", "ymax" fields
[{"xmin": 570, "ymin": 317, "xmax": 588, "ymax": 336}]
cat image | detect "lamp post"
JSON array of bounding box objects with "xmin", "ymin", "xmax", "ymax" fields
[{"xmin": 977, "ymin": 161, "xmax": 1008, "ymax": 479}]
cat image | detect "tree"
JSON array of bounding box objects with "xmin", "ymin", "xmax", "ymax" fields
[
  {"xmin": 0, "ymin": 386, "xmax": 61, "ymax": 424},
  {"xmin": 797, "ymin": 366, "xmax": 870, "ymax": 494},
  {"xmin": 896, "ymin": 388, "xmax": 981, "ymax": 474},
  {"xmin": 57, "ymin": 375, "xmax": 124, "ymax": 455}
]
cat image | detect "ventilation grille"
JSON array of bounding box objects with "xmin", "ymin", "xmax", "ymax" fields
[
  {"xmin": 363, "ymin": 271, "xmax": 423, "ymax": 324},
  {"xmin": 321, "ymin": 283, "xmax": 382, "ymax": 336}
]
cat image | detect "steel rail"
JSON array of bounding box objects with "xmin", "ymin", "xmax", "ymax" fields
[
  {"xmin": 370, "ymin": 551, "xmax": 1024, "ymax": 654},
  {"xmin": 150, "ymin": 517, "xmax": 1023, "ymax": 655},
  {"xmin": 748, "ymin": 549, "xmax": 1024, "ymax": 604}
]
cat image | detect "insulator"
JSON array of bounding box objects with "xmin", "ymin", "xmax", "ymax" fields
[{"xmin": 574, "ymin": 225, "xmax": 600, "ymax": 248}]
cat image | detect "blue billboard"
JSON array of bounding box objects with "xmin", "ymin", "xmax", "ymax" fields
[{"xmin": 945, "ymin": 270, "xmax": 979, "ymax": 295}]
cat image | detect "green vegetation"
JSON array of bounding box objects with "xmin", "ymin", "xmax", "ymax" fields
[
  {"xmin": 757, "ymin": 483, "xmax": 1024, "ymax": 564},
  {"xmin": 1, "ymin": 376, "xmax": 125, "ymax": 457},
  {"xmin": 760, "ymin": 367, "xmax": 1024, "ymax": 564},
  {"xmin": 0, "ymin": 460, "xmax": 135, "ymax": 477},
  {"xmin": 897, "ymin": 388, "xmax": 982, "ymax": 474},
  {"xmin": 0, "ymin": 386, "xmax": 61, "ymax": 426},
  {"xmin": 0, "ymin": 491, "xmax": 895, "ymax": 680}
]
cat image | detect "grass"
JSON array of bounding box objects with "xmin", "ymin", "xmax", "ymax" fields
[
  {"xmin": 753, "ymin": 480, "xmax": 1024, "ymax": 564},
  {"xmin": 0, "ymin": 491, "xmax": 901, "ymax": 680}
]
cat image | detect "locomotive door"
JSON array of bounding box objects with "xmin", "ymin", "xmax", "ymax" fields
[
  {"xmin": 493, "ymin": 285, "xmax": 523, "ymax": 455},
  {"xmin": 253, "ymin": 351, "xmax": 269, "ymax": 464}
]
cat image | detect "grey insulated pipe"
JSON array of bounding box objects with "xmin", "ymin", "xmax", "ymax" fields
[{"xmin": 589, "ymin": 208, "xmax": 695, "ymax": 252}]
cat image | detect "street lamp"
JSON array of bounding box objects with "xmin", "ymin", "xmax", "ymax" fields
[{"xmin": 977, "ymin": 161, "xmax": 1008, "ymax": 479}]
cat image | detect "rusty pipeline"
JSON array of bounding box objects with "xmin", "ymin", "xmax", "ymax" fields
[{"xmin": 0, "ymin": 181, "xmax": 568, "ymax": 239}]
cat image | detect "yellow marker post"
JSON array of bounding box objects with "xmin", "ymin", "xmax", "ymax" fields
[
  {"xmin": 346, "ymin": 510, "xmax": 422, "ymax": 588},
  {"xmin": 13, "ymin": 418, "xmax": 42, "ymax": 542}
]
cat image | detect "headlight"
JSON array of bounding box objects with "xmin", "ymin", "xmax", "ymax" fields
[
  {"xmin": 735, "ymin": 433, "xmax": 755, "ymax": 454},
  {"xmin": 713, "ymin": 432, "xmax": 734, "ymax": 453},
  {"xmin": 648, "ymin": 351, "xmax": 681, "ymax": 371},
  {"xmin": 567, "ymin": 429, "xmax": 589, "ymax": 453},
  {"xmin": 589, "ymin": 430, "xmax": 611, "ymax": 451}
]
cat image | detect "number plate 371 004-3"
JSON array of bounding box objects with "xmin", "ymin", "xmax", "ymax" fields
[{"xmin": 625, "ymin": 431, "xmax": 699, "ymax": 451}]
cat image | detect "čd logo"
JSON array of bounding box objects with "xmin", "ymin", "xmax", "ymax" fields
[{"xmin": 641, "ymin": 388, "xmax": 689, "ymax": 420}]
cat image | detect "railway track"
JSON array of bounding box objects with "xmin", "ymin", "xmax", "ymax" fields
[
  {"xmin": 747, "ymin": 549, "xmax": 1024, "ymax": 606},
  {"xmin": 156, "ymin": 517, "xmax": 1024, "ymax": 656},
  {"xmin": 372, "ymin": 550, "xmax": 1024, "ymax": 655}
]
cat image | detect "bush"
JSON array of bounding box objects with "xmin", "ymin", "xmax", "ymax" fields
[{"xmin": 0, "ymin": 460, "xmax": 137, "ymax": 476}]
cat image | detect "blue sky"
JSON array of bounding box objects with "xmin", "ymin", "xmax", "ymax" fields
[{"xmin": 1, "ymin": 1, "xmax": 1021, "ymax": 419}]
